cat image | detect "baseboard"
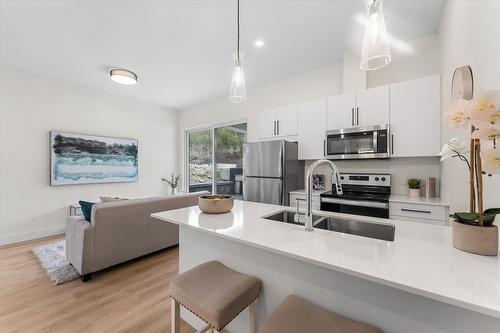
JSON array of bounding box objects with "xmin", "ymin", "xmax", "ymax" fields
[{"xmin": 0, "ymin": 226, "xmax": 65, "ymax": 246}]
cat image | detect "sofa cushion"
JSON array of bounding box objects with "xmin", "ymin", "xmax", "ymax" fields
[{"xmin": 79, "ymin": 201, "xmax": 95, "ymax": 222}]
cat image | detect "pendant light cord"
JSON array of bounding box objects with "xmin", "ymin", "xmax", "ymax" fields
[{"xmin": 237, "ymin": 0, "xmax": 240, "ymax": 61}]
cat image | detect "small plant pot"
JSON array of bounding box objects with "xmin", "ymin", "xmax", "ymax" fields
[
  {"xmin": 451, "ymin": 220, "xmax": 498, "ymax": 256},
  {"xmin": 171, "ymin": 187, "xmax": 178, "ymax": 195},
  {"xmin": 408, "ymin": 188, "xmax": 420, "ymax": 197}
]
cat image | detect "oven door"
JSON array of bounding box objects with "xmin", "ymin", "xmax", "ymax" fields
[
  {"xmin": 325, "ymin": 125, "xmax": 389, "ymax": 159},
  {"xmin": 320, "ymin": 197, "xmax": 389, "ymax": 219}
]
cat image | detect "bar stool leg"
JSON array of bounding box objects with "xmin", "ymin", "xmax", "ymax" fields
[
  {"xmin": 249, "ymin": 298, "xmax": 258, "ymax": 333},
  {"xmin": 171, "ymin": 298, "xmax": 180, "ymax": 333}
]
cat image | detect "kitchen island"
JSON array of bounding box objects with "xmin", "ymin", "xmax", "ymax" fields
[{"xmin": 152, "ymin": 200, "xmax": 500, "ymax": 333}]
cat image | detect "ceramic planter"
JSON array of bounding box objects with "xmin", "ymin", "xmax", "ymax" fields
[
  {"xmin": 451, "ymin": 220, "xmax": 498, "ymax": 256},
  {"xmin": 408, "ymin": 188, "xmax": 420, "ymax": 197}
]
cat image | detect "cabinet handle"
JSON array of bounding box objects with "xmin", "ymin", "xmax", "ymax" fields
[
  {"xmin": 401, "ymin": 208, "xmax": 431, "ymax": 214},
  {"xmin": 273, "ymin": 121, "xmax": 276, "ymax": 135},
  {"xmin": 351, "ymin": 108, "xmax": 354, "ymax": 126},
  {"xmin": 391, "ymin": 134, "xmax": 394, "ymax": 154},
  {"xmin": 323, "ymin": 140, "xmax": 326, "ymax": 156},
  {"xmin": 356, "ymin": 107, "xmax": 359, "ymax": 126},
  {"xmin": 277, "ymin": 120, "xmax": 280, "ymax": 136}
]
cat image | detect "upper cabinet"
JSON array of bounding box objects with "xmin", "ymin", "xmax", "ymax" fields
[
  {"xmin": 355, "ymin": 85, "xmax": 390, "ymax": 127},
  {"xmin": 298, "ymin": 98, "xmax": 327, "ymax": 160},
  {"xmin": 326, "ymin": 86, "xmax": 389, "ymax": 131},
  {"xmin": 327, "ymin": 93, "xmax": 355, "ymax": 129},
  {"xmin": 258, "ymin": 105, "xmax": 298, "ymax": 139},
  {"xmin": 390, "ymin": 75, "xmax": 441, "ymax": 157}
]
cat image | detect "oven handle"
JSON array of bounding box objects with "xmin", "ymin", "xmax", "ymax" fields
[{"xmin": 321, "ymin": 197, "xmax": 389, "ymax": 209}]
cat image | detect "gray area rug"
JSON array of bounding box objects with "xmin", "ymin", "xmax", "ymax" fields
[{"xmin": 32, "ymin": 240, "xmax": 80, "ymax": 285}]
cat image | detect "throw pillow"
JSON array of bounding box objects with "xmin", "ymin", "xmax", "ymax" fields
[
  {"xmin": 79, "ymin": 201, "xmax": 95, "ymax": 222},
  {"xmin": 100, "ymin": 196, "xmax": 127, "ymax": 203}
]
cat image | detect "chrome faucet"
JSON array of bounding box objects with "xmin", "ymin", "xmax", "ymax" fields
[{"xmin": 298, "ymin": 159, "xmax": 343, "ymax": 232}]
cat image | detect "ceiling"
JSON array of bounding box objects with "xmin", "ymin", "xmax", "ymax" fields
[{"xmin": 0, "ymin": 0, "xmax": 446, "ymax": 110}]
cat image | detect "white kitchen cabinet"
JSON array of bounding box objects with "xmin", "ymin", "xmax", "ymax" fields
[
  {"xmin": 327, "ymin": 93, "xmax": 356, "ymax": 130},
  {"xmin": 258, "ymin": 105, "xmax": 298, "ymax": 139},
  {"xmin": 390, "ymin": 201, "xmax": 449, "ymax": 226},
  {"xmin": 326, "ymin": 86, "xmax": 389, "ymax": 131},
  {"xmin": 298, "ymin": 98, "xmax": 327, "ymax": 160},
  {"xmin": 258, "ymin": 110, "xmax": 277, "ymax": 139},
  {"xmin": 276, "ymin": 105, "xmax": 298, "ymax": 137},
  {"xmin": 355, "ymin": 85, "xmax": 390, "ymax": 127},
  {"xmin": 390, "ymin": 75, "xmax": 440, "ymax": 157}
]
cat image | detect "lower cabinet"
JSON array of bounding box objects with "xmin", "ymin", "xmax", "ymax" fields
[
  {"xmin": 289, "ymin": 193, "xmax": 321, "ymax": 211},
  {"xmin": 389, "ymin": 201, "xmax": 449, "ymax": 225}
]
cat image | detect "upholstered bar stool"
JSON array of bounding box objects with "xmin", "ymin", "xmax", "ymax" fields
[
  {"xmin": 259, "ymin": 295, "xmax": 383, "ymax": 333},
  {"xmin": 169, "ymin": 261, "xmax": 261, "ymax": 333}
]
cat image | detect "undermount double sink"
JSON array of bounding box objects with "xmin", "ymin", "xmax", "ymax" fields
[{"xmin": 262, "ymin": 210, "xmax": 395, "ymax": 241}]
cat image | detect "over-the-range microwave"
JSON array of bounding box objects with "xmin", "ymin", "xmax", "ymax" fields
[{"xmin": 325, "ymin": 125, "xmax": 390, "ymax": 160}]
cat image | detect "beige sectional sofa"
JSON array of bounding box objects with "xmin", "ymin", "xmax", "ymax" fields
[{"xmin": 65, "ymin": 191, "xmax": 208, "ymax": 281}]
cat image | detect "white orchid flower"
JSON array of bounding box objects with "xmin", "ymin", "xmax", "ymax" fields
[
  {"xmin": 445, "ymin": 99, "xmax": 469, "ymax": 128},
  {"xmin": 439, "ymin": 137, "xmax": 468, "ymax": 162},
  {"xmin": 481, "ymin": 148, "xmax": 500, "ymax": 174},
  {"xmin": 471, "ymin": 122, "xmax": 500, "ymax": 141},
  {"xmin": 467, "ymin": 90, "xmax": 500, "ymax": 127}
]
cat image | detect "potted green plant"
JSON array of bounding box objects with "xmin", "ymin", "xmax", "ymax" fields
[
  {"xmin": 407, "ymin": 178, "xmax": 421, "ymax": 197},
  {"xmin": 162, "ymin": 174, "xmax": 180, "ymax": 195},
  {"xmin": 442, "ymin": 90, "xmax": 500, "ymax": 256}
]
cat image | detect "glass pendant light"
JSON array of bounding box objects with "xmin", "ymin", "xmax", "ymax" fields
[
  {"xmin": 360, "ymin": 0, "xmax": 391, "ymax": 71},
  {"xmin": 229, "ymin": 0, "xmax": 247, "ymax": 103}
]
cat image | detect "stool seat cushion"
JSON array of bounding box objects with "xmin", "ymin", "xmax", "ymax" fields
[
  {"xmin": 259, "ymin": 295, "xmax": 383, "ymax": 333},
  {"xmin": 169, "ymin": 261, "xmax": 260, "ymax": 331}
]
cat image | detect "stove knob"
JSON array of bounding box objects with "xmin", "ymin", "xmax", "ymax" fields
[
  {"xmin": 340, "ymin": 176, "xmax": 344, "ymax": 180},
  {"xmin": 381, "ymin": 177, "xmax": 386, "ymax": 182},
  {"xmin": 374, "ymin": 177, "xmax": 379, "ymax": 181}
]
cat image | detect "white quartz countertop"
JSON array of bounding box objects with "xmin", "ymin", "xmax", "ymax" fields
[
  {"xmin": 389, "ymin": 194, "xmax": 449, "ymax": 207},
  {"xmin": 152, "ymin": 200, "xmax": 500, "ymax": 318}
]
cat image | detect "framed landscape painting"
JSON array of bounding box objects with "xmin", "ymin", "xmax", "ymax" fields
[{"xmin": 50, "ymin": 131, "xmax": 138, "ymax": 186}]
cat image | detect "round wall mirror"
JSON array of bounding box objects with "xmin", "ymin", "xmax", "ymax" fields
[{"xmin": 451, "ymin": 65, "xmax": 474, "ymax": 101}]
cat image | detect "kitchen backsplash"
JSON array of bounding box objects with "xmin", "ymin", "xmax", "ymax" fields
[{"xmin": 305, "ymin": 157, "xmax": 441, "ymax": 196}]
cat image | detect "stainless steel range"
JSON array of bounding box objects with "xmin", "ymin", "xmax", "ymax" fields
[{"xmin": 320, "ymin": 173, "xmax": 391, "ymax": 219}]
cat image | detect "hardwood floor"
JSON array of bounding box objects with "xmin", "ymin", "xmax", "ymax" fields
[{"xmin": 0, "ymin": 235, "xmax": 192, "ymax": 333}]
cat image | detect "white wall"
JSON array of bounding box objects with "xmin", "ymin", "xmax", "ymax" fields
[
  {"xmin": 343, "ymin": 49, "xmax": 366, "ymax": 93},
  {"xmin": 179, "ymin": 63, "xmax": 343, "ymax": 142},
  {"xmin": 0, "ymin": 66, "xmax": 178, "ymax": 245},
  {"xmin": 439, "ymin": 0, "xmax": 500, "ymax": 213},
  {"xmin": 367, "ymin": 34, "xmax": 440, "ymax": 88}
]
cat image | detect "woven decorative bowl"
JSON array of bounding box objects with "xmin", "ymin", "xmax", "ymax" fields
[{"xmin": 198, "ymin": 195, "xmax": 234, "ymax": 214}]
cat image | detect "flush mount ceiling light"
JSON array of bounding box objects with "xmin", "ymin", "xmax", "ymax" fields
[
  {"xmin": 109, "ymin": 68, "xmax": 137, "ymax": 85},
  {"xmin": 360, "ymin": 0, "xmax": 391, "ymax": 71},
  {"xmin": 228, "ymin": 0, "xmax": 247, "ymax": 103}
]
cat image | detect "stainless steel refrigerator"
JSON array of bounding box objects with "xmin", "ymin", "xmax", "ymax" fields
[{"xmin": 243, "ymin": 140, "xmax": 304, "ymax": 206}]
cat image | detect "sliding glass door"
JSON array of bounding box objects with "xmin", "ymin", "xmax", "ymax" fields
[
  {"xmin": 188, "ymin": 129, "xmax": 213, "ymax": 194},
  {"xmin": 187, "ymin": 122, "xmax": 247, "ymax": 198}
]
